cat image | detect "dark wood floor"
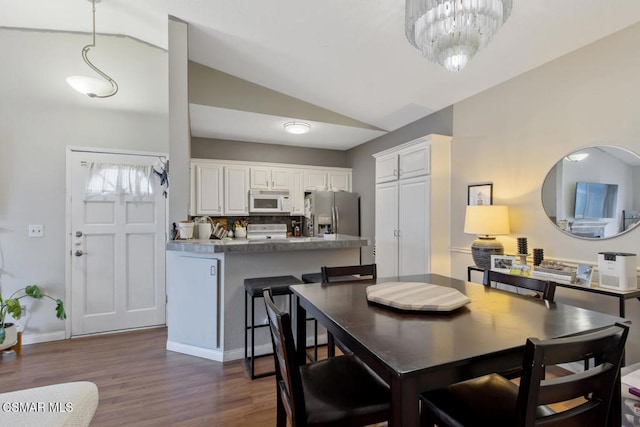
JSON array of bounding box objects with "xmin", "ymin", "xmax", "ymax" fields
[
  {"xmin": 0, "ymin": 327, "xmax": 579, "ymax": 426},
  {"xmin": 0, "ymin": 327, "xmax": 279, "ymax": 426}
]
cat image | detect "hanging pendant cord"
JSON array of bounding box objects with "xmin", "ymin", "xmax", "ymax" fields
[{"xmin": 81, "ymin": 0, "xmax": 118, "ymax": 98}]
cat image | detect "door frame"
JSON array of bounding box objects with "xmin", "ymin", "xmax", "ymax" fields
[{"xmin": 65, "ymin": 146, "xmax": 169, "ymax": 339}]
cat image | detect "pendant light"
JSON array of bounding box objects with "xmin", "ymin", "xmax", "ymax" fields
[
  {"xmin": 405, "ymin": 0, "xmax": 513, "ymax": 72},
  {"xmin": 66, "ymin": 0, "xmax": 118, "ymax": 98}
]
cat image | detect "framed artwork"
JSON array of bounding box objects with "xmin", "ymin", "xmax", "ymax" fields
[
  {"xmin": 490, "ymin": 255, "xmax": 516, "ymax": 273},
  {"xmin": 575, "ymin": 264, "xmax": 593, "ymax": 287},
  {"xmin": 468, "ymin": 183, "xmax": 493, "ymax": 206}
]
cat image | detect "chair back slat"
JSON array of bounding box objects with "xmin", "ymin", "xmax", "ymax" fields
[
  {"xmin": 264, "ymin": 289, "xmax": 305, "ymax": 426},
  {"xmin": 515, "ymin": 323, "xmax": 629, "ymax": 427},
  {"xmin": 483, "ymin": 269, "xmax": 556, "ymax": 301},
  {"xmin": 321, "ymin": 264, "xmax": 377, "ymax": 283}
]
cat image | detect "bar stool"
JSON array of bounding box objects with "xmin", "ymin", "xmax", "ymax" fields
[
  {"xmin": 300, "ymin": 273, "xmax": 323, "ymax": 362},
  {"xmin": 244, "ymin": 275, "xmax": 302, "ymax": 380},
  {"xmin": 301, "ymin": 272, "xmax": 323, "ymax": 284}
]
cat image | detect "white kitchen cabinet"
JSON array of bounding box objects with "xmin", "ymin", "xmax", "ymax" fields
[
  {"xmin": 167, "ymin": 252, "xmax": 220, "ymax": 353},
  {"xmin": 304, "ymin": 169, "xmax": 352, "ymax": 191},
  {"xmin": 373, "ymin": 134, "xmax": 452, "ymax": 277},
  {"xmin": 374, "ymin": 181, "xmax": 399, "ymax": 276},
  {"xmin": 191, "ymin": 162, "xmax": 224, "ymax": 216},
  {"xmin": 290, "ymin": 169, "xmax": 305, "ymax": 215},
  {"xmin": 192, "ymin": 160, "xmax": 352, "ymax": 216},
  {"xmin": 375, "ymin": 141, "xmax": 430, "ymax": 184},
  {"xmin": 250, "ymin": 167, "xmax": 290, "ymax": 190},
  {"xmin": 224, "ymin": 166, "xmax": 249, "ymax": 215},
  {"xmin": 304, "ymin": 170, "xmax": 328, "ymax": 191},
  {"xmin": 328, "ymin": 170, "xmax": 351, "ymax": 191}
]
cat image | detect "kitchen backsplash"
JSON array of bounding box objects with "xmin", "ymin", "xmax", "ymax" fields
[{"xmin": 189, "ymin": 215, "xmax": 303, "ymax": 237}]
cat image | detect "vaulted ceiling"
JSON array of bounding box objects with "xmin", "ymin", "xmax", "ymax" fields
[{"xmin": 3, "ymin": 0, "xmax": 640, "ymax": 149}]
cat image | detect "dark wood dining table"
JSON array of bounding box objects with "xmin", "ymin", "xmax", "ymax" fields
[{"xmin": 290, "ymin": 273, "xmax": 627, "ymax": 427}]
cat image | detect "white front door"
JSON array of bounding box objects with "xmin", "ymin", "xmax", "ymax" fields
[{"xmin": 69, "ymin": 150, "xmax": 166, "ymax": 336}]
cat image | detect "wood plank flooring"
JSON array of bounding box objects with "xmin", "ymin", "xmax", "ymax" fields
[
  {"xmin": 0, "ymin": 328, "xmax": 278, "ymax": 426},
  {"xmin": 0, "ymin": 327, "xmax": 579, "ymax": 426}
]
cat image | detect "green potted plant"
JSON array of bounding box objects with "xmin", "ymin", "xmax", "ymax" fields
[{"xmin": 0, "ymin": 285, "xmax": 66, "ymax": 348}]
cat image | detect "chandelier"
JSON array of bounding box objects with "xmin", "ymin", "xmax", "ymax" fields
[
  {"xmin": 405, "ymin": 0, "xmax": 513, "ymax": 72},
  {"xmin": 66, "ymin": 0, "xmax": 118, "ymax": 98}
]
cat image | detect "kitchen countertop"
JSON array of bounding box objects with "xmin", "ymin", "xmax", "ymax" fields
[{"xmin": 166, "ymin": 234, "xmax": 370, "ymax": 254}]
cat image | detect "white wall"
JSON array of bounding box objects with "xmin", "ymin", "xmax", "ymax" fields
[
  {"xmin": 450, "ymin": 22, "xmax": 640, "ymax": 362},
  {"xmin": 0, "ymin": 29, "xmax": 168, "ymax": 343}
]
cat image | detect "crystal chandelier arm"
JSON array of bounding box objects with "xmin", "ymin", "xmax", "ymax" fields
[{"xmin": 81, "ymin": 44, "xmax": 119, "ymax": 98}]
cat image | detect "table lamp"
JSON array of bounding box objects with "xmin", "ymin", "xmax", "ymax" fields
[{"xmin": 464, "ymin": 205, "xmax": 510, "ymax": 269}]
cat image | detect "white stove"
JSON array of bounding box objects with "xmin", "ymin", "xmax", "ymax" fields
[{"xmin": 246, "ymin": 223, "xmax": 288, "ymax": 240}]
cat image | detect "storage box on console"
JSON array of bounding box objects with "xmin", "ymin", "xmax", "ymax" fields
[{"xmin": 597, "ymin": 252, "xmax": 638, "ymax": 291}]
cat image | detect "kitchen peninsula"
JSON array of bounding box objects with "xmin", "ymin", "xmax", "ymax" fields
[{"xmin": 166, "ymin": 235, "xmax": 368, "ymax": 361}]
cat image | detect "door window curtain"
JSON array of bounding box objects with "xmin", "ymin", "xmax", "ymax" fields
[{"xmin": 86, "ymin": 162, "xmax": 154, "ymax": 196}]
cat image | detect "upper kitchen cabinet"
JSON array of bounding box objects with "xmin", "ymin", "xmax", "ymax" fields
[
  {"xmin": 375, "ymin": 142, "xmax": 430, "ymax": 184},
  {"xmin": 328, "ymin": 170, "xmax": 351, "ymax": 191},
  {"xmin": 250, "ymin": 166, "xmax": 291, "ymax": 190},
  {"xmin": 304, "ymin": 169, "xmax": 351, "ymax": 191},
  {"xmin": 191, "ymin": 159, "xmax": 352, "ymax": 217},
  {"xmin": 191, "ymin": 162, "xmax": 224, "ymax": 216},
  {"xmin": 224, "ymin": 166, "xmax": 249, "ymax": 215},
  {"xmin": 290, "ymin": 169, "xmax": 305, "ymax": 215}
]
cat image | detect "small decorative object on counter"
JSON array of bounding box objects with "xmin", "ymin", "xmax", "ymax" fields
[
  {"xmin": 517, "ymin": 237, "xmax": 528, "ymax": 255},
  {"xmin": 178, "ymin": 220, "xmax": 194, "ymax": 239},
  {"xmin": 516, "ymin": 237, "xmax": 529, "ymax": 265},
  {"xmin": 234, "ymin": 227, "xmax": 247, "ymax": 238},
  {"xmin": 195, "ymin": 216, "xmax": 213, "ymax": 239},
  {"xmin": 233, "ymin": 220, "xmax": 248, "ymax": 238},
  {"xmin": 531, "ymin": 260, "xmax": 576, "ymax": 284},
  {"xmin": 169, "ymin": 223, "xmax": 178, "ymax": 240},
  {"xmin": 533, "ymin": 248, "xmax": 544, "ymax": 266}
]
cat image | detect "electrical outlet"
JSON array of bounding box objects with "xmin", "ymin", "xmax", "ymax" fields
[{"xmin": 28, "ymin": 224, "xmax": 44, "ymax": 238}]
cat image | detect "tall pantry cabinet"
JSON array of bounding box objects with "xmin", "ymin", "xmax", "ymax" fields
[{"xmin": 373, "ymin": 134, "xmax": 452, "ymax": 278}]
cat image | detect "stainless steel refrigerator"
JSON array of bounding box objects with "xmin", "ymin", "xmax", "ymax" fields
[{"xmin": 303, "ymin": 191, "xmax": 360, "ymax": 237}]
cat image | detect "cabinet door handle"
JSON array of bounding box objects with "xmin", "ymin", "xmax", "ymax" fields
[{"xmin": 393, "ymin": 169, "xmax": 397, "ymax": 177}]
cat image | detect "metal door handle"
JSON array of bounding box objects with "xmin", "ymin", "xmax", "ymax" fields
[
  {"xmin": 75, "ymin": 231, "xmax": 83, "ymax": 237},
  {"xmin": 74, "ymin": 250, "xmax": 87, "ymax": 257}
]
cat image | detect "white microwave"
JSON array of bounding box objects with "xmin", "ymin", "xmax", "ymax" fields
[{"xmin": 249, "ymin": 190, "xmax": 292, "ymax": 214}]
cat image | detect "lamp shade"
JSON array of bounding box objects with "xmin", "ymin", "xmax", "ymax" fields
[{"xmin": 464, "ymin": 205, "xmax": 510, "ymax": 236}]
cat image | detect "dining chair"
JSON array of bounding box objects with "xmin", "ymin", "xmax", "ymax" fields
[
  {"xmin": 320, "ymin": 263, "xmax": 377, "ymax": 283},
  {"xmin": 483, "ymin": 269, "xmax": 556, "ymax": 302},
  {"xmin": 321, "ymin": 264, "xmax": 377, "ymax": 357},
  {"xmin": 263, "ymin": 288, "xmax": 390, "ymax": 427},
  {"xmin": 420, "ymin": 322, "xmax": 629, "ymax": 427}
]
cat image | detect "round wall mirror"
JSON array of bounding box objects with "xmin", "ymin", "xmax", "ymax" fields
[{"xmin": 541, "ymin": 146, "xmax": 640, "ymax": 239}]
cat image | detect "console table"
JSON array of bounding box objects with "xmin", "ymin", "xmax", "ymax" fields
[{"xmin": 468, "ymin": 265, "xmax": 640, "ymax": 318}]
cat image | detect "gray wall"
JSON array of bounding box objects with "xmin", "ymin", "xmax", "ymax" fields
[
  {"xmin": 191, "ymin": 137, "xmax": 348, "ymax": 167},
  {"xmin": 0, "ymin": 28, "xmax": 168, "ymax": 343},
  {"xmin": 169, "ymin": 18, "xmax": 191, "ymax": 225},
  {"xmin": 346, "ymin": 107, "xmax": 454, "ymax": 263}
]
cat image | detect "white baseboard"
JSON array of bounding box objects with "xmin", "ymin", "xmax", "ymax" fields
[
  {"xmin": 166, "ymin": 340, "xmax": 224, "ymax": 362},
  {"xmin": 21, "ymin": 330, "xmax": 66, "ymax": 346}
]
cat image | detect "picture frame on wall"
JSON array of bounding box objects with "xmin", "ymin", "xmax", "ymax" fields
[{"xmin": 468, "ymin": 183, "xmax": 493, "ymax": 206}]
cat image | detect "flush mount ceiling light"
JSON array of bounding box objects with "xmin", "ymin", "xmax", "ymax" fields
[
  {"xmin": 283, "ymin": 121, "xmax": 311, "ymax": 135},
  {"xmin": 565, "ymin": 153, "xmax": 590, "ymax": 162},
  {"xmin": 405, "ymin": 0, "xmax": 513, "ymax": 72},
  {"xmin": 66, "ymin": 0, "xmax": 118, "ymax": 98}
]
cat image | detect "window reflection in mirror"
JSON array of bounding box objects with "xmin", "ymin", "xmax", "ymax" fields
[{"xmin": 541, "ymin": 146, "xmax": 640, "ymax": 239}]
